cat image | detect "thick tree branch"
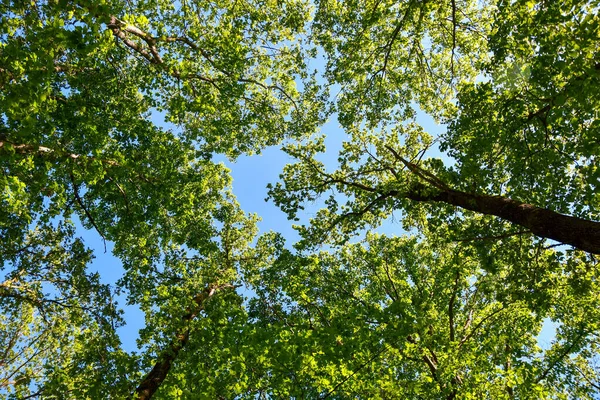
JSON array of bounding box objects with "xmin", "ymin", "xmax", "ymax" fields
[
  {"xmin": 380, "ymin": 147, "xmax": 600, "ymax": 253},
  {"xmin": 310, "ymin": 149, "xmax": 600, "ymax": 253},
  {"xmin": 2, "ymin": 140, "xmax": 159, "ymax": 185},
  {"xmin": 449, "ymin": 0, "xmax": 457, "ymax": 77},
  {"xmin": 448, "ymin": 269, "xmax": 460, "ymax": 342},
  {"xmin": 106, "ymin": 16, "xmax": 297, "ymax": 108},
  {"xmin": 382, "ymin": 258, "xmax": 400, "ymax": 302},
  {"xmin": 385, "ymin": 145, "xmax": 449, "ymax": 190},
  {"xmin": 135, "ymin": 283, "xmax": 236, "ymax": 400},
  {"xmin": 108, "ymin": 18, "xmax": 155, "ymax": 63},
  {"xmin": 403, "ymin": 182, "xmax": 600, "ymax": 254},
  {"xmin": 407, "ymin": 335, "xmax": 440, "ymax": 384},
  {"xmin": 0, "ymin": 141, "xmax": 117, "ymax": 166}
]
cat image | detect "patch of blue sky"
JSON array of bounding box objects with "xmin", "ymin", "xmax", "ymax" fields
[{"xmin": 71, "ymin": 215, "xmax": 144, "ymax": 353}]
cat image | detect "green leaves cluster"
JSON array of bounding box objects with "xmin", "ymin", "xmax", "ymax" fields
[
  {"xmin": 2, "ymin": 0, "xmax": 600, "ymax": 398},
  {"xmin": 244, "ymin": 233, "xmax": 600, "ymax": 398}
]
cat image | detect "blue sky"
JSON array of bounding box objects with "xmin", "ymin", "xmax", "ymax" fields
[
  {"xmin": 79, "ymin": 95, "xmax": 559, "ymax": 356},
  {"xmin": 81, "ymin": 108, "xmax": 447, "ymax": 350}
]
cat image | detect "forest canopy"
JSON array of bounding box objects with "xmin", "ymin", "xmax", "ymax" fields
[{"xmin": 1, "ymin": 0, "xmax": 599, "ymax": 398}]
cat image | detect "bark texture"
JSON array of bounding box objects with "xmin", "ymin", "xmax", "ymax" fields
[
  {"xmin": 135, "ymin": 284, "xmax": 232, "ymax": 400},
  {"xmin": 404, "ymin": 183, "xmax": 600, "ymax": 254}
]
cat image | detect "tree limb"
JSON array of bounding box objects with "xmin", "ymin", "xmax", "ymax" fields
[
  {"xmin": 535, "ymin": 330, "xmax": 586, "ymax": 384},
  {"xmin": 448, "ymin": 269, "xmax": 460, "ymax": 342},
  {"xmin": 69, "ymin": 172, "xmax": 107, "ymax": 253},
  {"xmin": 135, "ymin": 283, "xmax": 236, "ymax": 400},
  {"xmin": 449, "ymin": 0, "xmax": 457, "ymax": 78}
]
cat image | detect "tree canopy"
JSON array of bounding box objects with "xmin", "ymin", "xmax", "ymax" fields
[{"xmin": 1, "ymin": 0, "xmax": 599, "ymax": 398}]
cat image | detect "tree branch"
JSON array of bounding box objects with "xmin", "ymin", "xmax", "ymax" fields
[
  {"xmin": 0, "ymin": 141, "xmax": 117, "ymax": 166},
  {"xmin": 455, "ymin": 230, "xmax": 531, "ymax": 243},
  {"xmin": 407, "ymin": 335, "xmax": 440, "ymax": 384},
  {"xmin": 449, "ymin": 0, "xmax": 457, "ymax": 78},
  {"xmin": 106, "ymin": 16, "xmax": 298, "ymax": 108},
  {"xmin": 536, "ymin": 330, "xmax": 586, "ymax": 384},
  {"xmin": 448, "ymin": 269, "xmax": 460, "ymax": 342},
  {"xmin": 69, "ymin": 172, "xmax": 107, "ymax": 253},
  {"xmin": 321, "ymin": 340, "xmax": 397, "ymax": 399},
  {"xmin": 459, "ymin": 305, "xmax": 506, "ymax": 348},
  {"xmin": 385, "ymin": 145, "xmax": 450, "ymax": 190},
  {"xmin": 135, "ymin": 283, "xmax": 236, "ymax": 400}
]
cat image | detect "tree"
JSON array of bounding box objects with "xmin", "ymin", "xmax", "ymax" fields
[
  {"xmin": 244, "ymin": 232, "xmax": 600, "ymax": 398},
  {"xmin": 1, "ymin": 0, "xmax": 314, "ymax": 397},
  {"xmin": 270, "ymin": 0, "xmax": 600, "ymax": 254},
  {"xmin": 1, "ymin": 0, "xmax": 600, "ymax": 398},
  {"xmin": 265, "ymin": 1, "xmax": 600, "ymax": 392}
]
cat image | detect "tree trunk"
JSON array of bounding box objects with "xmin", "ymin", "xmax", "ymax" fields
[
  {"xmin": 135, "ymin": 284, "xmax": 233, "ymax": 400},
  {"xmin": 404, "ymin": 184, "xmax": 600, "ymax": 254}
]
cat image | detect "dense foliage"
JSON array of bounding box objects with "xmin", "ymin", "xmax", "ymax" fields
[{"xmin": 1, "ymin": 0, "xmax": 599, "ymax": 398}]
